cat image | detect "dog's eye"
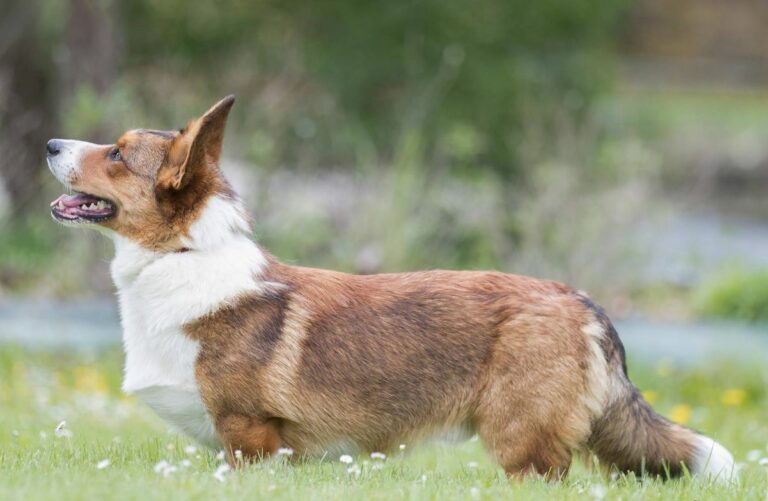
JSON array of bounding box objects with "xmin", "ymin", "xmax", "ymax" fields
[{"xmin": 109, "ymin": 147, "xmax": 122, "ymax": 162}]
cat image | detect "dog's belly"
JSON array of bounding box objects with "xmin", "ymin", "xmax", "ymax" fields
[{"xmin": 133, "ymin": 385, "xmax": 220, "ymax": 449}]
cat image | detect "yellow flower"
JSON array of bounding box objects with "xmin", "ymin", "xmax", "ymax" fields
[
  {"xmin": 721, "ymin": 388, "xmax": 747, "ymax": 407},
  {"xmin": 669, "ymin": 404, "xmax": 692, "ymax": 424},
  {"xmin": 74, "ymin": 366, "xmax": 109, "ymax": 394},
  {"xmin": 642, "ymin": 390, "xmax": 659, "ymax": 405}
]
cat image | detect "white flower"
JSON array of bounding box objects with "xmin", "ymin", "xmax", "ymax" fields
[
  {"xmin": 96, "ymin": 459, "xmax": 110, "ymax": 470},
  {"xmin": 589, "ymin": 484, "xmax": 607, "ymax": 500},
  {"xmin": 467, "ymin": 461, "xmax": 479, "ymax": 469},
  {"xmin": 153, "ymin": 460, "xmax": 178, "ymax": 477},
  {"xmin": 213, "ymin": 464, "xmax": 231, "ymax": 482},
  {"xmin": 370, "ymin": 452, "xmax": 386, "ymax": 460},
  {"xmin": 181, "ymin": 459, "xmax": 192, "ymax": 468},
  {"xmin": 234, "ymin": 449, "xmax": 243, "ymax": 461},
  {"xmin": 399, "ymin": 444, "xmax": 406, "ymax": 451},
  {"xmin": 421, "ymin": 474, "xmax": 428, "ymax": 482},
  {"xmin": 470, "ymin": 487, "xmax": 480, "ymax": 498},
  {"xmin": 54, "ymin": 421, "xmax": 72, "ymax": 438},
  {"xmin": 346, "ymin": 465, "xmax": 361, "ymax": 476},
  {"xmin": 216, "ymin": 450, "xmax": 226, "ymax": 461},
  {"xmin": 339, "ymin": 454, "xmax": 354, "ymax": 464},
  {"xmin": 277, "ymin": 448, "xmax": 294, "ymax": 457},
  {"xmin": 759, "ymin": 458, "xmax": 768, "ymax": 467},
  {"xmin": 184, "ymin": 445, "xmax": 197, "ymax": 455}
]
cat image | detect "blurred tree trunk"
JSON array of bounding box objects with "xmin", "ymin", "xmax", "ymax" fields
[
  {"xmin": 0, "ymin": 0, "xmax": 120, "ymax": 218},
  {"xmin": 64, "ymin": 0, "xmax": 119, "ymax": 95},
  {"xmin": 0, "ymin": 0, "xmax": 56, "ymax": 214},
  {"xmin": 60, "ymin": 0, "xmax": 121, "ymax": 142}
]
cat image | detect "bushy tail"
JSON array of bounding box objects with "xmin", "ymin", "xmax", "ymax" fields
[
  {"xmin": 588, "ymin": 382, "xmax": 735, "ymax": 482},
  {"xmin": 580, "ymin": 298, "xmax": 735, "ymax": 482}
]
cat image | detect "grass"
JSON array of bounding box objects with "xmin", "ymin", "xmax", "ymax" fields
[
  {"xmin": 609, "ymin": 88, "xmax": 768, "ymax": 136},
  {"xmin": 0, "ymin": 347, "xmax": 767, "ymax": 500},
  {"xmin": 695, "ymin": 267, "xmax": 768, "ymax": 323}
]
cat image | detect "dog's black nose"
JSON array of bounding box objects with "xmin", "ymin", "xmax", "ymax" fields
[{"xmin": 46, "ymin": 139, "xmax": 61, "ymax": 156}]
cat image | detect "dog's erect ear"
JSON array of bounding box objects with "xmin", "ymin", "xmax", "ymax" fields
[{"xmin": 156, "ymin": 95, "xmax": 235, "ymax": 191}]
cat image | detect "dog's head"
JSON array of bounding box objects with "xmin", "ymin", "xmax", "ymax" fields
[{"xmin": 47, "ymin": 95, "xmax": 238, "ymax": 251}]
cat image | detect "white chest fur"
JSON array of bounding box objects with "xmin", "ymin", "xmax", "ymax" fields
[{"xmin": 110, "ymin": 196, "xmax": 267, "ymax": 448}]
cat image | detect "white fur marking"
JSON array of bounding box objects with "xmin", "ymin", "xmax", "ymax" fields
[
  {"xmin": 134, "ymin": 386, "xmax": 219, "ymax": 449},
  {"xmin": 181, "ymin": 195, "xmax": 253, "ymax": 251},
  {"xmin": 112, "ymin": 195, "xmax": 268, "ymax": 448},
  {"xmin": 46, "ymin": 139, "xmax": 98, "ymax": 188},
  {"xmin": 581, "ymin": 321, "xmax": 612, "ymax": 418},
  {"xmin": 691, "ymin": 435, "xmax": 737, "ymax": 483}
]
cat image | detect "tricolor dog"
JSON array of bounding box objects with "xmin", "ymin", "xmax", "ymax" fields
[{"xmin": 46, "ymin": 96, "xmax": 735, "ymax": 481}]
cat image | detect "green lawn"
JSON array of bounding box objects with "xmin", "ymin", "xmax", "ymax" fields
[{"xmin": 0, "ymin": 347, "xmax": 766, "ymax": 500}]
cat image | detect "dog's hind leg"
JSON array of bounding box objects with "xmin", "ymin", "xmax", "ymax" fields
[
  {"xmin": 473, "ymin": 305, "xmax": 598, "ymax": 480},
  {"xmin": 475, "ymin": 404, "xmax": 574, "ymax": 480}
]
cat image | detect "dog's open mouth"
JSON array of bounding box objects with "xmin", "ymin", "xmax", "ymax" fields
[{"xmin": 50, "ymin": 192, "xmax": 116, "ymax": 222}]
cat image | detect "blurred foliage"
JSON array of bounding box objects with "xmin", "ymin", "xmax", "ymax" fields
[
  {"xmin": 117, "ymin": 0, "xmax": 626, "ymax": 174},
  {"xmin": 0, "ymin": 220, "xmax": 56, "ymax": 291},
  {"xmin": 695, "ymin": 267, "xmax": 768, "ymax": 323},
  {"xmin": 1, "ymin": 0, "xmax": 637, "ymax": 298}
]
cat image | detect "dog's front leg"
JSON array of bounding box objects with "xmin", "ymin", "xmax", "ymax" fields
[{"xmin": 215, "ymin": 414, "xmax": 282, "ymax": 467}]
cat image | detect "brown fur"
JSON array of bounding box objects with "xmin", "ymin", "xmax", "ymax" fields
[
  {"xmin": 189, "ymin": 259, "xmax": 697, "ymax": 477},
  {"xmin": 216, "ymin": 414, "xmax": 282, "ymax": 464},
  {"xmin": 588, "ymin": 387, "xmax": 697, "ymax": 477},
  {"xmin": 576, "ymin": 297, "xmax": 697, "ymax": 477},
  {"xmin": 66, "ymin": 96, "xmax": 237, "ymax": 251},
  {"xmin": 58, "ymin": 96, "xmax": 708, "ymax": 479}
]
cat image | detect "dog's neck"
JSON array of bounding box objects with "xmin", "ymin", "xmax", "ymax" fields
[
  {"xmin": 110, "ymin": 194, "xmax": 266, "ymax": 291},
  {"xmin": 109, "ymin": 193, "xmax": 275, "ymax": 413}
]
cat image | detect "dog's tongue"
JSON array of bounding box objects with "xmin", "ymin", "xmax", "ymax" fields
[{"xmin": 50, "ymin": 193, "xmax": 99, "ymax": 208}]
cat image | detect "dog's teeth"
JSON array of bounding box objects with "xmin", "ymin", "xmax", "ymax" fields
[
  {"xmin": 57, "ymin": 201, "xmax": 65, "ymax": 210},
  {"xmin": 88, "ymin": 203, "xmax": 97, "ymax": 210},
  {"xmin": 81, "ymin": 204, "xmax": 88, "ymax": 209}
]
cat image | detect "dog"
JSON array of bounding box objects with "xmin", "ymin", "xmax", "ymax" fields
[{"xmin": 46, "ymin": 95, "xmax": 735, "ymax": 481}]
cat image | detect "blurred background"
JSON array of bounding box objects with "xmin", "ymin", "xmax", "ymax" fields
[
  {"xmin": 1, "ymin": 0, "xmax": 768, "ymax": 355},
  {"xmin": 2, "ymin": 3, "xmax": 768, "ymax": 485}
]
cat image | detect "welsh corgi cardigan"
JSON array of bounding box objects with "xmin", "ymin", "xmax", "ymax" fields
[{"xmin": 46, "ymin": 96, "xmax": 735, "ymax": 481}]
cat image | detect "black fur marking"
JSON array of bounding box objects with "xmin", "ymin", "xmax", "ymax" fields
[{"xmin": 575, "ymin": 293, "xmax": 628, "ymax": 375}]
